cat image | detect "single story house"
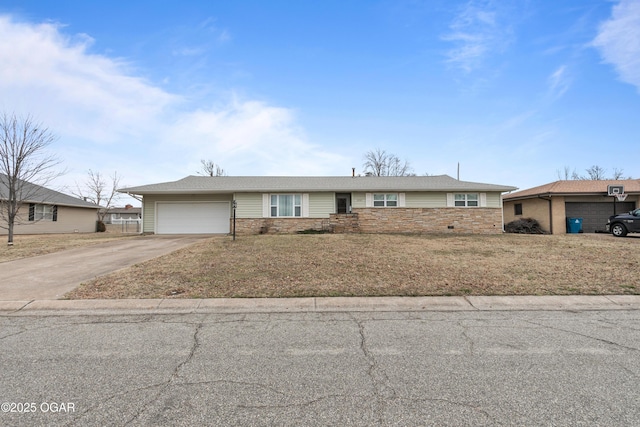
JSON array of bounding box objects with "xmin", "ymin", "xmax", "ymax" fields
[
  {"xmin": 119, "ymin": 175, "xmax": 517, "ymax": 235},
  {"xmin": 503, "ymin": 180, "xmax": 640, "ymax": 234},
  {"xmin": 101, "ymin": 204, "xmax": 142, "ymax": 224},
  {"xmin": 0, "ymin": 175, "xmax": 100, "ymax": 235}
]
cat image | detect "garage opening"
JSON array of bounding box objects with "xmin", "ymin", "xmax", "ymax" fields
[
  {"xmin": 156, "ymin": 202, "xmax": 230, "ymax": 234},
  {"xmin": 565, "ymin": 201, "xmax": 635, "ymax": 233}
]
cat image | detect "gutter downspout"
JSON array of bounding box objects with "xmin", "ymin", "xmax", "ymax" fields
[
  {"xmin": 500, "ymin": 193, "xmax": 505, "ymax": 232},
  {"xmin": 538, "ymin": 194, "xmax": 553, "ymax": 234}
]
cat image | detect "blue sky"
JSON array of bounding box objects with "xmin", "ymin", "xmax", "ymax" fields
[{"xmin": 0, "ymin": 0, "xmax": 638, "ymax": 204}]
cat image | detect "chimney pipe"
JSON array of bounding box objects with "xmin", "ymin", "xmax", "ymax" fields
[{"xmin": 352, "ymin": 167, "xmax": 355, "ymax": 177}]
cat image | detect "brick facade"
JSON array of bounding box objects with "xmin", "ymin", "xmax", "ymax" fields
[
  {"xmin": 234, "ymin": 217, "xmax": 329, "ymax": 235},
  {"xmin": 350, "ymin": 208, "xmax": 503, "ymax": 234},
  {"xmin": 234, "ymin": 207, "xmax": 504, "ymax": 235}
]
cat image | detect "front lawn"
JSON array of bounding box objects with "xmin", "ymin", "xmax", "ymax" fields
[
  {"xmin": 65, "ymin": 233, "xmax": 640, "ymax": 299},
  {"xmin": 0, "ymin": 233, "xmax": 139, "ymax": 263}
]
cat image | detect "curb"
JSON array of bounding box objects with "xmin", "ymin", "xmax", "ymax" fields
[{"xmin": 1, "ymin": 295, "xmax": 639, "ymax": 315}]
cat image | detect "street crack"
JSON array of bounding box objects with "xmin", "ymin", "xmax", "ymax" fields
[
  {"xmin": 352, "ymin": 316, "xmax": 396, "ymax": 424},
  {"xmin": 122, "ymin": 321, "xmax": 204, "ymax": 426},
  {"xmin": 524, "ymin": 319, "xmax": 640, "ymax": 352}
]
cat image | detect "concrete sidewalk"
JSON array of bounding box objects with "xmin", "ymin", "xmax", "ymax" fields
[{"xmin": 1, "ymin": 295, "xmax": 639, "ymax": 315}]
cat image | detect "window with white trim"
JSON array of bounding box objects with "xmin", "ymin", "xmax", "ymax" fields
[
  {"xmin": 454, "ymin": 193, "xmax": 478, "ymax": 207},
  {"xmin": 29, "ymin": 204, "xmax": 57, "ymax": 221},
  {"xmin": 373, "ymin": 193, "xmax": 398, "ymax": 207},
  {"xmin": 270, "ymin": 194, "xmax": 302, "ymax": 217}
]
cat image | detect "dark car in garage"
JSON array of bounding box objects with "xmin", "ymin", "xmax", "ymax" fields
[{"xmin": 607, "ymin": 209, "xmax": 640, "ymax": 237}]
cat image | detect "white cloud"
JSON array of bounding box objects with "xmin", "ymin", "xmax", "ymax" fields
[
  {"xmin": 592, "ymin": 0, "xmax": 640, "ymax": 92},
  {"xmin": 0, "ymin": 16, "xmax": 176, "ymax": 142},
  {"xmin": 171, "ymin": 18, "xmax": 231, "ymax": 57},
  {"xmin": 168, "ymin": 98, "xmax": 343, "ymax": 176},
  {"xmin": 217, "ymin": 29, "xmax": 231, "ymax": 44},
  {"xmin": 547, "ymin": 65, "xmax": 571, "ymax": 100},
  {"xmin": 0, "ymin": 15, "xmax": 345, "ymax": 186},
  {"xmin": 442, "ymin": 0, "xmax": 514, "ymax": 73}
]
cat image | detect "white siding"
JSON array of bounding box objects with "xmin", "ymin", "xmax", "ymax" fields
[
  {"xmin": 365, "ymin": 193, "xmax": 373, "ymax": 207},
  {"xmin": 308, "ymin": 193, "xmax": 334, "ymax": 217},
  {"xmin": 233, "ymin": 193, "xmax": 263, "ymax": 218},
  {"xmin": 302, "ymin": 193, "xmax": 310, "ymax": 217},
  {"xmin": 446, "ymin": 193, "xmax": 454, "ymax": 207},
  {"xmin": 262, "ymin": 194, "xmax": 270, "ymax": 218}
]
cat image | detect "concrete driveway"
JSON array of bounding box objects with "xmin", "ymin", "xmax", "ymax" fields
[{"xmin": 0, "ymin": 235, "xmax": 212, "ymax": 301}]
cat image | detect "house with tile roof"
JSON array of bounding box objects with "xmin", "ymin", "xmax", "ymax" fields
[
  {"xmin": 0, "ymin": 174, "xmax": 100, "ymax": 235},
  {"xmin": 503, "ymin": 180, "xmax": 640, "ymax": 234},
  {"xmin": 119, "ymin": 175, "xmax": 516, "ymax": 235}
]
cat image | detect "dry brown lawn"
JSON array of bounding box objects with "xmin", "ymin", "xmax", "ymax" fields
[
  {"xmin": 0, "ymin": 232, "xmax": 138, "ymax": 263},
  {"xmin": 65, "ymin": 233, "xmax": 640, "ymax": 299}
]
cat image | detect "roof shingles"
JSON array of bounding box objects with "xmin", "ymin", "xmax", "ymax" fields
[
  {"xmin": 503, "ymin": 179, "xmax": 640, "ymax": 200},
  {"xmin": 120, "ymin": 175, "xmax": 517, "ymax": 195},
  {"xmin": 0, "ymin": 174, "xmax": 99, "ymax": 208}
]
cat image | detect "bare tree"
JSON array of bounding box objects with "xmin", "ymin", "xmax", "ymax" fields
[
  {"xmin": 584, "ymin": 165, "xmax": 607, "ymax": 180},
  {"xmin": 556, "ymin": 166, "xmax": 580, "ymax": 180},
  {"xmin": 556, "ymin": 165, "xmax": 632, "ymax": 180},
  {"xmin": 363, "ymin": 148, "xmax": 414, "ymax": 176},
  {"xmin": 611, "ymin": 168, "xmax": 630, "ymax": 180},
  {"xmin": 198, "ymin": 159, "xmax": 226, "ymax": 177},
  {"xmin": 72, "ymin": 170, "xmax": 121, "ymax": 226},
  {"xmin": 0, "ymin": 113, "xmax": 61, "ymax": 245}
]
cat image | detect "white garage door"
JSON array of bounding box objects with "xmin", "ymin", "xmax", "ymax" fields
[{"xmin": 156, "ymin": 202, "xmax": 230, "ymax": 234}]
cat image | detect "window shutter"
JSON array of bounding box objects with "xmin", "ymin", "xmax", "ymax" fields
[
  {"xmin": 52, "ymin": 205, "xmax": 58, "ymax": 221},
  {"xmin": 262, "ymin": 194, "xmax": 270, "ymax": 218},
  {"xmin": 302, "ymin": 193, "xmax": 309, "ymax": 217},
  {"xmin": 29, "ymin": 204, "xmax": 35, "ymax": 221},
  {"xmin": 365, "ymin": 193, "xmax": 373, "ymax": 207},
  {"xmin": 398, "ymin": 193, "xmax": 406, "ymax": 207},
  {"xmin": 480, "ymin": 193, "xmax": 487, "ymax": 207},
  {"xmin": 446, "ymin": 193, "xmax": 454, "ymax": 207}
]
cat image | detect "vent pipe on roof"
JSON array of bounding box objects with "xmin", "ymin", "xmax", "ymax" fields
[
  {"xmin": 457, "ymin": 162, "xmax": 460, "ymax": 180},
  {"xmin": 352, "ymin": 167, "xmax": 355, "ymax": 177}
]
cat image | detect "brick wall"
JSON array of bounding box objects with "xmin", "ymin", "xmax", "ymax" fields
[
  {"xmin": 235, "ymin": 207, "xmax": 504, "ymax": 234},
  {"xmin": 352, "ymin": 208, "xmax": 503, "ymax": 234},
  {"xmin": 329, "ymin": 213, "xmax": 360, "ymax": 233},
  {"xmin": 504, "ymin": 198, "xmax": 552, "ymax": 233},
  {"xmin": 234, "ymin": 218, "xmax": 328, "ymax": 234}
]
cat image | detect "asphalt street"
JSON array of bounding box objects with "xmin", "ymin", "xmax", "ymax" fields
[{"xmin": 1, "ymin": 309, "xmax": 639, "ymax": 426}]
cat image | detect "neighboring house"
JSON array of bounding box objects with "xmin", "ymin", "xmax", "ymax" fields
[
  {"xmin": 101, "ymin": 204, "xmax": 142, "ymax": 224},
  {"xmin": 119, "ymin": 175, "xmax": 516, "ymax": 235},
  {"xmin": 0, "ymin": 175, "xmax": 100, "ymax": 235},
  {"xmin": 503, "ymin": 180, "xmax": 640, "ymax": 234}
]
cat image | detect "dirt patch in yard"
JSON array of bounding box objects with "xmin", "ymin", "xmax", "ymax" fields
[{"xmin": 65, "ymin": 233, "xmax": 640, "ymax": 299}]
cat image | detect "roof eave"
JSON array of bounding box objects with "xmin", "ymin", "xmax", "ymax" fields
[
  {"xmin": 121, "ymin": 187, "xmax": 517, "ymax": 195},
  {"xmin": 504, "ymin": 191, "xmax": 639, "ymax": 201}
]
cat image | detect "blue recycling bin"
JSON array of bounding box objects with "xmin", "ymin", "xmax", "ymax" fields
[{"xmin": 566, "ymin": 217, "xmax": 583, "ymax": 233}]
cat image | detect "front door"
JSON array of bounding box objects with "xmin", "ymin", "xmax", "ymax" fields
[{"xmin": 336, "ymin": 194, "xmax": 351, "ymax": 214}]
